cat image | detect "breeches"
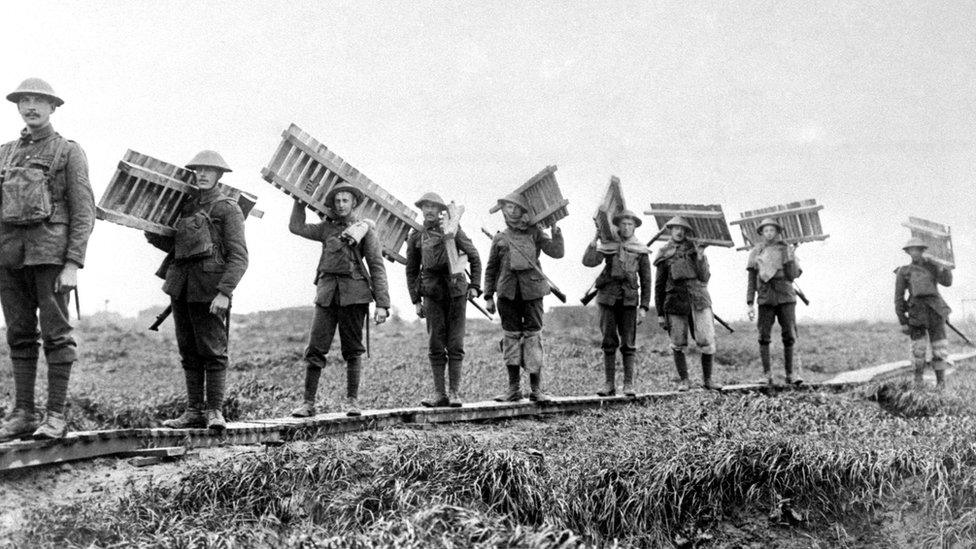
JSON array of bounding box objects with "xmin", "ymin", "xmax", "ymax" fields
[
  {"xmin": 909, "ymin": 313, "xmax": 949, "ymax": 370},
  {"xmin": 757, "ymin": 303, "xmax": 796, "ymax": 347},
  {"xmin": 304, "ymin": 303, "xmax": 368, "ymax": 367},
  {"xmin": 172, "ymin": 299, "xmax": 228, "ymax": 372},
  {"xmin": 600, "ymin": 302, "xmax": 637, "ymax": 356},
  {"xmin": 668, "ymin": 307, "xmax": 716, "ymax": 355},
  {"xmin": 424, "ymin": 295, "xmax": 466, "ymax": 363},
  {"xmin": 0, "ymin": 265, "xmax": 76, "ymax": 363}
]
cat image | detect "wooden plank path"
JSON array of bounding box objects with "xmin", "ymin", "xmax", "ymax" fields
[{"xmin": 1, "ymin": 351, "xmax": 974, "ymax": 472}]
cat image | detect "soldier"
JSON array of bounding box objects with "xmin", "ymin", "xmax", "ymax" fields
[
  {"xmin": 289, "ymin": 182, "xmax": 390, "ymax": 417},
  {"xmin": 0, "ymin": 79, "xmax": 95, "ymax": 441},
  {"xmin": 405, "ymin": 193, "xmax": 481, "ymax": 407},
  {"xmin": 484, "ymin": 193, "xmax": 564, "ymax": 402},
  {"xmin": 654, "ymin": 216, "xmax": 718, "ymax": 391},
  {"xmin": 895, "ymin": 238, "xmax": 953, "ymax": 390},
  {"xmin": 147, "ymin": 151, "xmax": 248, "ymax": 432},
  {"xmin": 746, "ymin": 218, "xmax": 802, "ymax": 385},
  {"xmin": 582, "ymin": 210, "xmax": 651, "ymax": 396}
]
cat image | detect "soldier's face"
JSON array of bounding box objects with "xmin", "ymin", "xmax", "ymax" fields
[
  {"xmin": 503, "ymin": 202, "xmax": 525, "ymax": 218},
  {"xmin": 617, "ymin": 218, "xmax": 636, "ymax": 239},
  {"xmin": 421, "ymin": 203, "xmax": 443, "ymax": 222},
  {"xmin": 906, "ymin": 248, "xmax": 925, "ymax": 261},
  {"xmin": 333, "ymin": 192, "xmax": 357, "ymax": 217},
  {"xmin": 194, "ymin": 168, "xmax": 222, "ymax": 190},
  {"xmin": 670, "ymin": 226, "xmax": 686, "ymax": 241},
  {"xmin": 761, "ymin": 225, "xmax": 779, "ymax": 241},
  {"xmin": 17, "ymin": 95, "xmax": 54, "ymax": 129}
]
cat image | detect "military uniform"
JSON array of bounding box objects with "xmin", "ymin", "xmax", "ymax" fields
[
  {"xmin": 290, "ymin": 183, "xmax": 390, "ymax": 417},
  {"xmin": 149, "ymin": 152, "xmax": 248, "ymax": 431},
  {"xmin": 746, "ymin": 218, "xmax": 802, "ymax": 384},
  {"xmin": 405, "ymin": 193, "xmax": 482, "ymax": 407},
  {"xmin": 654, "ymin": 217, "xmax": 717, "ymax": 390},
  {"xmin": 895, "ymin": 238, "xmax": 953, "ymax": 388},
  {"xmin": 484, "ymin": 194, "xmax": 563, "ymax": 402},
  {"xmin": 582, "ymin": 210, "xmax": 651, "ymax": 396},
  {"xmin": 0, "ymin": 79, "xmax": 95, "ymax": 440}
]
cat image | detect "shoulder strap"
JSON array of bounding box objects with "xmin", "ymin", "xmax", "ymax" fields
[{"xmin": 50, "ymin": 138, "xmax": 69, "ymax": 173}]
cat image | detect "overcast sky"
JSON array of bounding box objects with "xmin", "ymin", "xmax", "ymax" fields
[{"xmin": 1, "ymin": 1, "xmax": 973, "ymax": 322}]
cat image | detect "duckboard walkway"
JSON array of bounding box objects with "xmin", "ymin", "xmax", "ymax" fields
[{"xmin": 1, "ymin": 351, "xmax": 974, "ymax": 472}]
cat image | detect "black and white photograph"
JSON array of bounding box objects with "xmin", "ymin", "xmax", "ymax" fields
[{"xmin": 0, "ymin": 2, "xmax": 974, "ymax": 547}]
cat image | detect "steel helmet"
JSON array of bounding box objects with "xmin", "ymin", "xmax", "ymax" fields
[
  {"xmin": 496, "ymin": 193, "xmax": 531, "ymax": 213},
  {"xmin": 665, "ymin": 215, "xmax": 695, "ymax": 235},
  {"xmin": 6, "ymin": 78, "xmax": 64, "ymax": 107},
  {"xmin": 325, "ymin": 181, "xmax": 365, "ymax": 206},
  {"xmin": 414, "ymin": 192, "xmax": 447, "ymax": 210},
  {"xmin": 756, "ymin": 218, "xmax": 784, "ymax": 234},
  {"xmin": 903, "ymin": 237, "xmax": 929, "ymax": 251},
  {"xmin": 612, "ymin": 209, "xmax": 643, "ymax": 228},
  {"xmin": 186, "ymin": 150, "xmax": 232, "ymax": 173}
]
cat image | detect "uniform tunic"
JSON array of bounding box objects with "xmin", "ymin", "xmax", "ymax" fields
[
  {"xmin": 654, "ymin": 239, "xmax": 715, "ymax": 355},
  {"xmin": 484, "ymin": 225, "xmax": 563, "ymax": 332},
  {"xmin": 148, "ymin": 186, "xmax": 248, "ymax": 372},
  {"xmin": 405, "ymin": 220, "xmax": 481, "ymax": 364},
  {"xmin": 0, "ymin": 124, "xmax": 94, "ymax": 363},
  {"xmin": 746, "ymin": 240, "xmax": 801, "ymax": 346},
  {"xmin": 582, "ymin": 239, "xmax": 651, "ymax": 356},
  {"xmin": 290, "ymin": 204, "xmax": 390, "ymax": 363}
]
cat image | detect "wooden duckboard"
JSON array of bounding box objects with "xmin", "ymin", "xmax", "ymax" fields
[
  {"xmin": 902, "ymin": 216, "xmax": 954, "ymax": 269},
  {"xmin": 645, "ymin": 203, "xmax": 735, "ymax": 247},
  {"xmin": 489, "ymin": 165, "xmax": 569, "ymax": 228},
  {"xmin": 594, "ymin": 176, "xmax": 626, "ymax": 242},
  {"xmin": 732, "ymin": 199, "xmax": 828, "ymax": 251}
]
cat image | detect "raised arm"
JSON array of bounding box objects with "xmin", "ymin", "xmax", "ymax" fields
[
  {"xmin": 538, "ymin": 225, "xmax": 565, "ymax": 259},
  {"xmin": 288, "ymin": 200, "xmax": 323, "ymax": 241},
  {"xmin": 582, "ymin": 239, "xmax": 603, "ymax": 267}
]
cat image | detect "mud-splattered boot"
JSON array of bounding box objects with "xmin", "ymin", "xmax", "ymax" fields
[
  {"xmin": 0, "ymin": 409, "xmax": 40, "ymax": 442},
  {"xmin": 494, "ymin": 365, "xmax": 522, "ymax": 402},
  {"xmin": 673, "ymin": 350, "xmax": 690, "ymax": 392},
  {"xmin": 701, "ymin": 353, "xmax": 719, "ymax": 390},
  {"xmin": 292, "ymin": 365, "xmax": 321, "ymax": 417},
  {"xmin": 447, "ymin": 359, "xmax": 463, "ymax": 407},
  {"xmin": 622, "ymin": 354, "xmax": 637, "ymax": 396},
  {"xmin": 596, "ymin": 353, "xmax": 616, "ymax": 396},
  {"xmin": 760, "ymin": 345, "xmax": 774, "ymax": 385},
  {"xmin": 164, "ymin": 369, "xmax": 206, "ymax": 428},
  {"xmin": 421, "ymin": 360, "xmax": 450, "ymax": 407}
]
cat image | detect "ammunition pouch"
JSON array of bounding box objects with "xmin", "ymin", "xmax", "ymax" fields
[{"xmin": 0, "ymin": 139, "xmax": 66, "ymax": 226}]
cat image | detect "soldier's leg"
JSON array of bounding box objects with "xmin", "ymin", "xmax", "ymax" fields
[
  {"xmin": 692, "ymin": 307, "xmax": 718, "ymax": 390},
  {"xmin": 445, "ymin": 294, "xmax": 467, "ymax": 406},
  {"xmin": 163, "ymin": 299, "xmax": 207, "ymax": 428},
  {"xmin": 522, "ymin": 298, "xmax": 550, "ymax": 402},
  {"xmin": 597, "ymin": 303, "xmax": 619, "ymax": 396},
  {"xmin": 618, "ymin": 304, "xmax": 638, "ymax": 396},
  {"xmin": 909, "ymin": 328, "xmax": 927, "ymax": 388},
  {"xmin": 34, "ymin": 266, "xmax": 77, "ymax": 420},
  {"xmin": 422, "ymin": 296, "xmax": 449, "ymax": 407},
  {"xmin": 494, "ymin": 297, "xmax": 523, "ymax": 401},
  {"xmin": 777, "ymin": 304, "xmax": 800, "ymax": 384},
  {"xmin": 0, "ymin": 267, "xmax": 41, "ymax": 438},
  {"xmin": 668, "ymin": 314, "xmax": 691, "ymax": 390},
  {"xmin": 187, "ymin": 302, "xmax": 229, "ymax": 431},
  {"xmin": 337, "ymin": 304, "xmax": 368, "ymax": 416},
  {"xmin": 298, "ymin": 305, "xmax": 339, "ymax": 411},
  {"xmin": 929, "ymin": 316, "xmax": 949, "ymax": 390},
  {"xmin": 757, "ymin": 305, "xmax": 776, "ymax": 382}
]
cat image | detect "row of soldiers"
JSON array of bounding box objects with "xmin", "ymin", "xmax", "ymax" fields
[{"xmin": 0, "ymin": 78, "xmax": 956, "ymax": 441}]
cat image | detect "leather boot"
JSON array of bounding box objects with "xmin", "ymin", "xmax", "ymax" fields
[
  {"xmin": 596, "ymin": 353, "xmax": 616, "ymax": 396},
  {"xmin": 784, "ymin": 346, "xmax": 802, "ymax": 385},
  {"xmin": 493, "ymin": 365, "xmax": 522, "ymax": 402},
  {"xmin": 447, "ymin": 359, "xmax": 463, "ymax": 407},
  {"xmin": 760, "ymin": 345, "xmax": 773, "ymax": 385},
  {"xmin": 622, "ymin": 354, "xmax": 636, "ymax": 396},
  {"xmin": 701, "ymin": 353, "xmax": 719, "ymax": 390},
  {"xmin": 421, "ymin": 360, "xmax": 449, "ymax": 407},
  {"xmin": 529, "ymin": 373, "xmax": 552, "ymax": 403},
  {"xmin": 673, "ymin": 350, "xmax": 690, "ymax": 391}
]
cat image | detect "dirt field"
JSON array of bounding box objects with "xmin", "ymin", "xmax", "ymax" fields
[{"xmin": 0, "ymin": 306, "xmax": 974, "ymax": 547}]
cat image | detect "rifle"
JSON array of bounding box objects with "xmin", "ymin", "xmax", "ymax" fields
[
  {"xmin": 463, "ymin": 270, "xmax": 493, "ymax": 320},
  {"xmin": 581, "ymin": 226, "xmax": 671, "ymax": 305},
  {"xmin": 713, "ymin": 312, "xmax": 734, "ymax": 334},
  {"xmin": 72, "ymin": 287, "xmax": 81, "ymax": 319},
  {"xmin": 947, "ymin": 319, "xmax": 975, "ymax": 347},
  {"xmin": 149, "ymin": 305, "xmax": 172, "ymax": 332},
  {"xmin": 481, "ymin": 227, "xmax": 566, "ymax": 303},
  {"xmin": 793, "ymin": 282, "xmax": 811, "ymax": 306}
]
